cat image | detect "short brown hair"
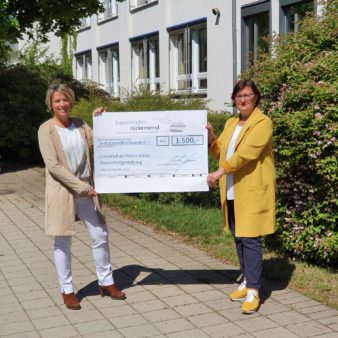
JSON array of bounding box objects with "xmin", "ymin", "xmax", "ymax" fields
[
  {"xmin": 231, "ymin": 79, "xmax": 261, "ymax": 107},
  {"xmin": 45, "ymin": 83, "xmax": 75, "ymax": 114}
]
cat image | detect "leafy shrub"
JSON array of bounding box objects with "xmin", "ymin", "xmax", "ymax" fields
[
  {"xmin": 0, "ymin": 64, "xmax": 49, "ymax": 161},
  {"xmin": 243, "ymin": 0, "xmax": 338, "ymax": 266}
]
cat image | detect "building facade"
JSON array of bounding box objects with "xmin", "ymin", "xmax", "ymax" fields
[{"xmin": 51, "ymin": 0, "xmax": 320, "ymax": 111}]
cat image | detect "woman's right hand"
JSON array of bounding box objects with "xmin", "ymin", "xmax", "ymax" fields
[
  {"xmin": 93, "ymin": 107, "xmax": 107, "ymax": 117},
  {"xmin": 206, "ymin": 122, "xmax": 216, "ymax": 146},
  {"xmin": 86, "ymin": 186, "xmax": 97, "ymax": 197}
]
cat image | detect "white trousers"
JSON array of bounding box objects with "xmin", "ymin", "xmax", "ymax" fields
[{"xmin": 54, "ymin": 197, "xmax": 114, "ymax": 294}]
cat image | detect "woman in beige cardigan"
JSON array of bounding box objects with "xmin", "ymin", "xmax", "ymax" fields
[
  {"xmin": 207, "ymin": 79, "xmax": 275, "ymax": 314},
  {"xmin": 38, "ymin": 84, "xmax": 126, "ymax": 310}
]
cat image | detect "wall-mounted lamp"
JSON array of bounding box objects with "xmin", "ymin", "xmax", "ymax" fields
[{"xmin": 212, "ymin": 8, "xmax": 220, "ymax": 16}]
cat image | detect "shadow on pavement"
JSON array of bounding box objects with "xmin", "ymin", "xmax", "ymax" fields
[
  {"xmin": 260, "ymin": 257, "xmax": 296, "ymax": 304},
  {"xmin": 77, "ymin": 261, "xmax": 294, "ymax": 304}
]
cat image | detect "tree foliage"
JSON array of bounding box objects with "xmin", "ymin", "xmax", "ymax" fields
[
  {"xmin": 243, "ymin": 0, "xmax": 338, "ymax": 266},
  {"xmin": 0, "ymin": 0, "xmax": 124, "ymax": 60}
]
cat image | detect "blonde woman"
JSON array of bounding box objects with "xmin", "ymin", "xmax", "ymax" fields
[{"xmin": 38, "ymin": 84, "xmax": 125, "ymax": 310}]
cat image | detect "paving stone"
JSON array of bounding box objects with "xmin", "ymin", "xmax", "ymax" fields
[
  {"xmin": 0, "ymin": 320, "xmax": 35, "ymax": 336},
  {"xmin": 108, "ymin": 313, "xmax": 148, "ymax": 329},
  {"xmin": 31, "ymin": 314, "xmax": 70, "ymax": 330},
  {"xmin": 66, "ymin": 309, "xmax": 105, "ymax": 324},
  {"xmin": 175, "ymin": 302, "xmax": 212, "ymax": 317},
  {"xmin": 202, "ymin": 322, "xmax": 245, "ymax": 337},
  {"xmin": 125, "ymin": 290, "xmax": 157, "ymax": 303},
  {"xmin": 74, "ymin": 319, "xmax": 114, "ymax": 335},
  {"xmin": 236, "ymin": 316, "xmax": 278, "ymax": 332},
  {"xmin": 0, "ymin": 310, "xmax": 29, "ymax": 324},
  {"xmin": 20, "ymin": 297, "xmax": 55, "ymax": 310},
  {"xmin": 297, "ymin": 304, "xmax": 330, "ymax": 315},
  {"xmin": 308, "ymin": 309, "xmax": 338, "ymax": 320},
  {"xmin": 166, "ymin": 329, "xmax": 211, "ymax": 338},
  {"xmin": 252, "ymin": 327, "xmax": 299, "ymax": 338},
  {"xmin": 82, "ymin": 331, "xmax": 123, "ymax": 338},
  {"xmin": 142, "ymin": 308, "xmax": 181, "ymax": 322},
  {"xmin": 258, "ymin": 299, "xmax": 291, "ymax": 315},
  {"xmin": 187, "ymin": 312, "xmax": 228, "ymax": 327},
  {"xmin": 0, "ymin": 332, "xmax": 40, "ymax": 338},
  {"xmin": 286, "ymin": 321, "xmax": 333, "ymax": 337},
  {"xmin": 154, "ymin": 317, "xmax": 195, "ymax": 334},
  {"xmin": 191, "ymin": 289, "xmax": 226, "ymax": 302},
  {"xmin": 26, "ymin": 306, "xmax": 63, "ymax": 319},
  {"xmin": 39, "ymin": 325, "xmax": 78, "ymax": 338},
  {"xmin": 162, "ymin": 294, "xmax": 199, "ymax": 307},
  {"xmin": 318, "ymin": 316, "xmax": 338, "ymax": 325},
  {"xmin": 118, "ymin": 323, "xmax": 161, "ymax": 338},
  {"xmin": 268, "ymin": 310, "xmax": 310, "ymax": 325},
  {"xmin": 132, "ymin": 299, "xmax": 168, "ymax": 313}
]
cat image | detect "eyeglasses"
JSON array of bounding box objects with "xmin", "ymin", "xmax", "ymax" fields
[{"xmin": 234, "ymin": 93, "xmax": 255, "ymax": 101}]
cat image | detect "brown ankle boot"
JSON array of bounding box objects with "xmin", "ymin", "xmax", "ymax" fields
[
  {"xmin": 98, "ymin": 284, "xmax": 126, "ymax": 300},
  {"xmin": 62, "ymin": 292, "xmax": 81, "ymax": 310}
]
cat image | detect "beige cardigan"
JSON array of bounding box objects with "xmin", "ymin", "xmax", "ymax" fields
[
  {"xmin": 209, "ymin": 108, "xmax": 276, "ymax": 237},
  {"xmin": 38, "ymin": 118, "xmax": 105, "ymax": 236}
]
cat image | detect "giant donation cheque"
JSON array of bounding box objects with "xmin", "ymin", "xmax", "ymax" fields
[{"xmin": 93, "ymin": 110, "xmax": 209, "ymax": 193}]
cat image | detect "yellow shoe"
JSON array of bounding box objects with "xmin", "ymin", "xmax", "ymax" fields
[
  {"xmin": 241, "ymin": 293, "xmax": 260, "ymax": 314},
  {"xmin": 229, "ymin": 280, "xmax": 247, "ymax": 301}
]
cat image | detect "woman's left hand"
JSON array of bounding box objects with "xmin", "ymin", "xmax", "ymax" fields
[
  {"xmin": 207, "ymin": 167, "xmax": 226, "ymax": 187},
  {"xmin": 93, "ymin": 107, "xmax": 107, "ymax": 117}
]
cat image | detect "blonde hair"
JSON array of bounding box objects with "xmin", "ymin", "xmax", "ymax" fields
[{"xmin": 45, "ymin": 83, "xmax": 75, "ymax": 114}]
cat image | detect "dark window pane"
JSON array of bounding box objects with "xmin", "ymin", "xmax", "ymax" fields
[
  {"xmin": 284, "ymin": 0, "xmax": 314, "ymax": 33},
  {"xmin": 198, "ymin": 27, "xmax": 207, "ymax": 72}
]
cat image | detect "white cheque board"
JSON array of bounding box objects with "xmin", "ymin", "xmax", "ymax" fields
[{"xmin": 93, "ymin": 110, "xmax": 209, "ymax": 193}]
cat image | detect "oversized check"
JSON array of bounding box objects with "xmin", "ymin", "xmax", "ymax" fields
[{"xmin": 93, "ymin": 110, "xmax": 209, "ymax": 193}]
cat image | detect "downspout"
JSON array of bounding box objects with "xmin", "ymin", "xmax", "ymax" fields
[{"xmin": 232, "ymin": 0, "xmax": 237, "ymax": 86}]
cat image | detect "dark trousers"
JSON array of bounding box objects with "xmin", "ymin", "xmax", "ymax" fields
[{"xmin": 227, "ymin": 200, "xmax": 262, "ymax": 289}]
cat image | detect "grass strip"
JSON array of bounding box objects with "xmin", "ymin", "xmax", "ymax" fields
[{"xmin": 103, "ymin": 194, "xmax": 337, "ymax": 310}]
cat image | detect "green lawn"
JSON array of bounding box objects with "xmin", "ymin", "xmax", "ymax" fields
[{"xmin": 103, "ymin": 193, "xmax": 338, "ymax": 310}]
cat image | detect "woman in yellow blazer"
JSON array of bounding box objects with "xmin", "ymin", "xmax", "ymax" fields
[{"xmin": 207, "ymin": 79, "xmax": 276, "ymax": 314}]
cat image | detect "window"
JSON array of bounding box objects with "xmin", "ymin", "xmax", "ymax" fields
[
  {"xmin": 131, "ymin": 35, "xmax": 160, "ymax": 91},
  {"xmin": 75, "ymin": 52, "xmax": 92, "ymax": 81},
  {"xmin": 280, "ymin": 0, "xmax": 315, "ymax": 34},
  {"xmin": 130, "ymin": 0, "xmax": 157, "ymax": 10},
  {"xmin": 79, "ymin": 16, "xmax": 91, "ymax": 29},
  {"xmin": 169, "ymin": 21, "xmax": 207, "ymax": 94},
  {"xmin": 98, "ymin": 45, "xmax": 120, "ymax": 97},
  {"xmin": 98, "ymin": 0, "xmax": 118, "ymax": 22},
  {"xmin": 241, "ymin": 1, "xmax": 270, "ymax": 70}
]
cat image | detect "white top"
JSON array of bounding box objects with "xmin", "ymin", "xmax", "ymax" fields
[
  {"xmin": 226, "ymin": 124, "xmax": 243, "ymax": 200},
  {"xmin": 55, "ymin": 122, "xmax": 90, "ymax": 179}
]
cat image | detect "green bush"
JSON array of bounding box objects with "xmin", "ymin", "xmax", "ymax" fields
[
  {"xmin": 0, "ymin": 64, "xmax": 49, "ymax": 161},
  {"xmin": 243, "ymin": 0, "xmax": 338, "ymax": 266}
]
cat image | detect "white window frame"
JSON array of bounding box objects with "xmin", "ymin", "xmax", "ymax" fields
[
  {"xmin": 98, "ymin": 0, "xmax": 118, "ymax": 22},
  {"xmin": 130, "ymin": 0, "xmax": 157, "ymax": 11},
  {"xmin": 98, "ymin": 46, "xmax": 120, "ymax": 97},
  {"xmin": 75, "ymin": 52, "xmax": 92, "ymax": 81},
  {"xmin": 169, "ymin": 22, "xmax": 207, "ymax": 95},
  {"xmin": 131, "ymin": 36, "xmax": 160, "ymax": 91}
]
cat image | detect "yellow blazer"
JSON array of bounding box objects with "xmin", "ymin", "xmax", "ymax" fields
[{"xmin": 209, "ymin": 107, "xmax": 276, "ymax": 237}]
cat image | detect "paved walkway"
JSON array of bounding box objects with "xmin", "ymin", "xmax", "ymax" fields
[{"xmin": 0, "ymin": 167, "xmax": 337, "ymax": 338}]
